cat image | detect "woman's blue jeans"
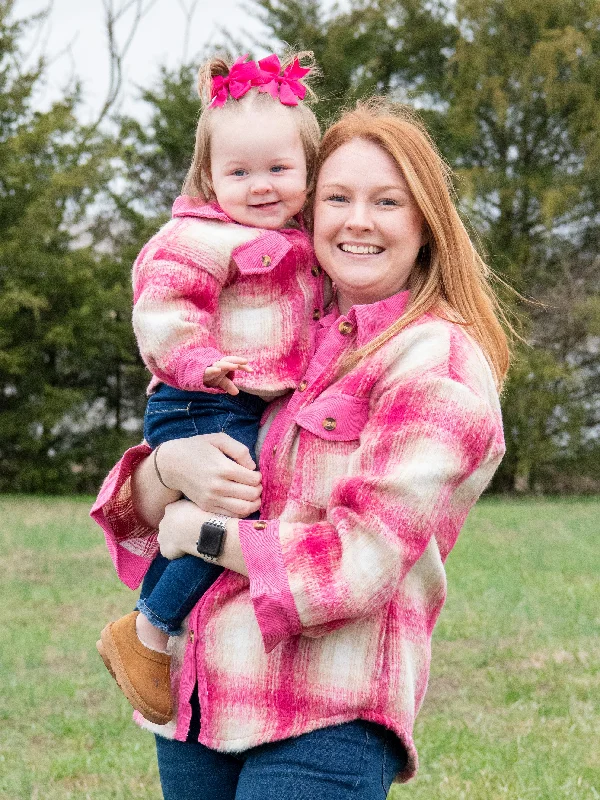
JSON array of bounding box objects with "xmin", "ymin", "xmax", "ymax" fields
[
  {"xmin": 155, "ymin": 719, "xmax": 407, "ymax": 800},
  {"xmin": 137, "ymin": 384, "xmax": 267, "ymax": 635}
]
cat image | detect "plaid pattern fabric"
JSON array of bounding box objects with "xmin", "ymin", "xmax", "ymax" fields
[
  {"xmin": 91, "ymin": 290, "xmax": 505, "ymax": 783},
  {"xmin": 133, "ymin": 196, "xmax": 322, "ymax": 399}
]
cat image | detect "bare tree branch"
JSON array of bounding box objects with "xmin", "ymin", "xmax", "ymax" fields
[
  {"xmin": 91, "ymin": 0, "xmax": 161, "ymax": 131},
  {"xmin": 176, "ymin": 0, "xmax": 200, "ymax": 64}
]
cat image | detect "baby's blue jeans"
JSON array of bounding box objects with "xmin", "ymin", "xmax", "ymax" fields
[{"xmin": 137, "ymin": 384, "xmax": 267, "ymax": 635}]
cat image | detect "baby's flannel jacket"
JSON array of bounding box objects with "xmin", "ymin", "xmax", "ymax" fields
[
  {"xmin": 91, "ymin": 290, "xmax": 505, "ymax": 783},
  {"xmin": 132, "ymin": 195, "xmax": 323, "ymax": 398}
]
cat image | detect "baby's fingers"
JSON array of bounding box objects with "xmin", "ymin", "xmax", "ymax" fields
[
  {"xmin": 215, "ymin": 361, "xmax": 251, "ymax": 374},
  {"xmin": 217, "ymin": 377, "xmax": 240, "ymax": 395},
  {"xmin": 218, "ymin": 356, "xmax": 252, "ymax": 373},
  {"xmin": 220, "ymin": 355, "xmax": 249, "ymax": 364}
]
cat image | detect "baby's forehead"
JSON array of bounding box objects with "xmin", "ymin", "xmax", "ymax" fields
[
  {"xmin": 210, "ymin": 100, "xmax": 303, "ymax": 150},
  {"xmin": 211, "ymin": 92, "xmax": 297, "ymax": 128}
]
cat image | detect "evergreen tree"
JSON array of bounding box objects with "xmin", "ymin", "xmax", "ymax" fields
[
  {"xmin": 0, "ymin": 1, "xmax": 143, "ymax": 491},
  {"xmin": 446, "ymin": 0, "xmax": 600, "ymax": 490}
]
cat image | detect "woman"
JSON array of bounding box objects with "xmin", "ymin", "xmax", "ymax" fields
[{"xmin": 92, "ymin": 100, "xmax": 507, "ymax": 799}]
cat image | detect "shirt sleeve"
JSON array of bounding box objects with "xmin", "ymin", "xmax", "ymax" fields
[
  {"xmin": 90, "ymin": 443, "xmax": 159, "ymax": 590},
  {"xmin": 239, "ymin": 369, "xmax": 505, "ymax": 653},
  {"xmin": 132, "ymin": 225, "xmax": 230, "ymax": 393}
]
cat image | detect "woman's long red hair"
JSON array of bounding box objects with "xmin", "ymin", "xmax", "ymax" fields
[{"xmin": 314, "ymin": 99, "xmax": 512, "ymax": 389}]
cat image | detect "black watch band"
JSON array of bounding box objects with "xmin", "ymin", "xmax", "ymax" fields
[{"xmin": 197, "ymin": 516, "xmax": 228, "ymax": 563}]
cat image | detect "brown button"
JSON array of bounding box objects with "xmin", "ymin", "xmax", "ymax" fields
[
  {"xmin": 261, "ymin": 255, "xmax": 272, "ymax": 267},
  {"xmin": 298, "ymin": 380, "xmax": 308, "ymax": 392},
  {"xmin": 311, "ymin": 265, "xmax": 321, "ymax": 277},
  {"xmin": 189, "ymin": 630, "xmax": 195, "ymax": 643},
  {"xmin": 272, "ymin": 445, "xmax": 277, "ymax": 455},
  {"xmin": 323, "ymin": 417, "xmax": 336, "ymax": 431},
  {"xmin": 313, "ymin": 309, "xmax": 322, "ymax": 321},
  {"xmin": 338, "ymin": 320, "xmax": 353, "ymax": 335},
  {"xmin": 253, "ymin": 521, "xmax": 267, "ymax": 530}
]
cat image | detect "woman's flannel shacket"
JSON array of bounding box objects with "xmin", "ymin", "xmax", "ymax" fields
[
  {"xmin": 91, "ymin": 290, "xmax": 505, "ymax": 783},
  {"xmin": 133, "ymin": 195, "xmax": 323, "ymax": 399}
]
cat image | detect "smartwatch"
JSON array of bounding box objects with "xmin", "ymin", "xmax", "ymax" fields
[{"xmin": 197, "ymin": 516, "xmax": 228, "ymax": 562}]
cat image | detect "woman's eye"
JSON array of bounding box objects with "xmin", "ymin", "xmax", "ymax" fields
[
  {"xmin": 378, "ymin": 198, "xmax": 399, "ymax": 206},
  {"xmin": 327, "ymin": 194, "xmax": 348, "ymax": 203}
]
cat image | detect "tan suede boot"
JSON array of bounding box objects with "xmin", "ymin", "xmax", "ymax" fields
[{"xmin": 97, "ymin": 611, "xmax": 173, "ymax": 725}]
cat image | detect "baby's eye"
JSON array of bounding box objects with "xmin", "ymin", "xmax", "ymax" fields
[
  {"xmin": 270, "ymin": 165, "xmax": 286, "ymax": 173},
  {"xmin": 232, "ymin": 169, "xmax": 247, "ymax": 177}
]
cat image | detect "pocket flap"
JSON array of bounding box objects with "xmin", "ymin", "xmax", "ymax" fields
[
  {"xmin": 294, "ymin": 393, "xmax": 370, "ymax": 441},
  {"xmin": 232, "ymin": 231, "xmax": 292, "ymax": 276}
]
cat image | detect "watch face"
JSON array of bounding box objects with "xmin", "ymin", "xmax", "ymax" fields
[{"xmin": 198, "ymin": 521, "xmax": 225, "ymax": 557}]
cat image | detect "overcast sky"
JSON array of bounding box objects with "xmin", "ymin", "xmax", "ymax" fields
[{"xmin": 16, "ymin": 0, "xmax": 269, "ymax": 121}]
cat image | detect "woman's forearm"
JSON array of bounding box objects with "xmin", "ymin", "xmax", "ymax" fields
[{"xmin": 131, "ymin": 448, "xmax": 182, "ymax": 529}]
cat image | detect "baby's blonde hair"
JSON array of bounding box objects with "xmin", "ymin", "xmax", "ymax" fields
[{"xmin": 182, "ymin": 52, "xmax": 321, "ymax": 201}]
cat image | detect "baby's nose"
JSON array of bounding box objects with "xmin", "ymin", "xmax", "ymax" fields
[{"xmin": 250, "ymin": 179, "xmax": 273, "ymax": 195}]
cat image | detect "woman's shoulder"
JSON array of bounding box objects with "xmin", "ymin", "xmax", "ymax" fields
[{"xmin": 378, "ymin": 313, "xmax": 500, "ymax": 408}]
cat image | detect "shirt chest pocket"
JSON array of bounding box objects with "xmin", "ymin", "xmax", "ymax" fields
[
  {"xmin": 231, "ymin": 231, "xmax": 292, "ymax": 276},
  {"xmin": 294, "ymin": 393, "xmax": 370, "ymax": 441}
]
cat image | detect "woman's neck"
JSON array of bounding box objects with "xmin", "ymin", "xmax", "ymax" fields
[{"xmin": 336, "ymin": 292, "xmax": 353, "ymax": 317}]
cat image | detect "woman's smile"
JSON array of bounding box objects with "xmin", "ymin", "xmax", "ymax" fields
[{"xmin": 338, "ymin": 242, "xmax": 385, "ymax": 254}]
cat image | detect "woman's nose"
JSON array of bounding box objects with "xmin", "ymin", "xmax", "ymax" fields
[{"xmin": 344, "ymin": 201, "xmax": 374, "ymax": 231}]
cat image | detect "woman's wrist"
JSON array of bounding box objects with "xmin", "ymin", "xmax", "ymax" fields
[
  {"xmin": 154, "ymin": 439, "xmax": 184, "ymax": 495},
  {"xmin": 221, "ymin": 517, "xmax": 246, "ymax": 575},
  {"xmin": 187, "ymin": 510, "xmax": 247, "ymax": 576}
]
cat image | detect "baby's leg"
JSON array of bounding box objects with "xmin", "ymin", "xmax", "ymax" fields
[
  {"xmin": 98, "ymin": 386, "xmax": 266, "ymax": 721},
  {"xmin": 136, "ymin": 555, "xmax": 223, "ymax": 641}
]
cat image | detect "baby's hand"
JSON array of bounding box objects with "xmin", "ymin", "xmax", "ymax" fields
[{"xmin": 203, "ymin": 356, "xmax": 252, "ymax": 396}]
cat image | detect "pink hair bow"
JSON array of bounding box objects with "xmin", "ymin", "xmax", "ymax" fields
[
  {"xmin": 257, "ymin": 55, "xmax": 310, "ymax": 106},
  {"xmin": 209, "ymin": 55, "xmax": 261, "ymax": 108}
]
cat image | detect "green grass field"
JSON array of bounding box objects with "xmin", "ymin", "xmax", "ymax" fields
[{"xmin": 0, "ymin": 496, "xmax": 598, "ymax": 799}]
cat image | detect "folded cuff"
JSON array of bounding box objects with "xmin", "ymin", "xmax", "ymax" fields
[
  {"xmin": 238, "ymin": 519, "xmax": 302, "ymax": 652},
  {"xmin": 90, "ymin": 442, "xmax": 158, "ymax": 590}
]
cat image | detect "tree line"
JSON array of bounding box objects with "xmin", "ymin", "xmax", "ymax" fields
[{"xmin": 0, "ymin": 0, "xmax": 598, "ymax": 494}]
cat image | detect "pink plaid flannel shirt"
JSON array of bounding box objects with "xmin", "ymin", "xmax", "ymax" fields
[{"xmin": 91, "ymin": 290, "xmax": 505, "ymax": 782}]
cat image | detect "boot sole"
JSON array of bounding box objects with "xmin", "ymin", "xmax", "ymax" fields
[
  {"xmin": 99, "ymin": 621, "xmax": 173, "ymax": 726},
  {"xmin": 96, "ymin": 639, "xmax": 116, "ymax": 680}
]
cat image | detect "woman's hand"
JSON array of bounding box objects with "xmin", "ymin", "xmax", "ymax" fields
[{"xmin": 158, "ymin": 433, "xmax": 262, "ymax": 518}]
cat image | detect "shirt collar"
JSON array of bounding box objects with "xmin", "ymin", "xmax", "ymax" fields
[
  {"xmin": 172, "ymin": 195, "xmax": 233, "ymax": 223},
  {"xmin": 320, "ymin": 289, "xmax": 411, "ymax": 347}
]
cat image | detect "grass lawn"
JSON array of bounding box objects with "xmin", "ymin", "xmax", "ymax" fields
[{"xmin": 0, "ymin": 496, "xmax": 598, "ymax": 799}]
